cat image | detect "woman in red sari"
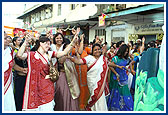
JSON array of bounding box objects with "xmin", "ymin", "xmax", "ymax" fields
[{"xmin": 17, "ymin": 35, "xmax": 77, "ymax": 111}]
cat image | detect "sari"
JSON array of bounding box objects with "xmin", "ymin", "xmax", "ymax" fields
[
  {"xmin": 82, "ymin": 55, "xmax": 109, "ymax": 111},
  {"xmin": 53, "ymin": 48, "xmax": 79, "ymax": 111},
  {"xmin": 108, "ymin": 56, "xmax": 133, "ymax": 111},
  {"xmin": 4, "ymin": 47, "xmax": 16, "ymax": 111},
  {"xmin": 75, "ymin": 50, "xmax": 90, "ymax": 110},
  {"xmin": 22, "ymin": 51, "xmax": 55, "ymax": 111}
]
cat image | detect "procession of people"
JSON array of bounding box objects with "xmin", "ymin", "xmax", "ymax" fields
[{"xmin": 3, "ymin": 26, "xmax": 164, "ymax": 111}]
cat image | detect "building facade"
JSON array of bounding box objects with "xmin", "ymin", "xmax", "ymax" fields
[{"xmin": 17, "ymin": 3, "xmax": 164, "ymax": 45}]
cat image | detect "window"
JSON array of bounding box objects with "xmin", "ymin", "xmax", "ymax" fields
[
  {"xmin": 41, "ymin": 10, "xmax": 45, "ymax": 20},
  {"xmin": 116, "ymin": 4, "xmax": 126, "ymax": 10},
  {"xmin": 48, "ymin": 7, "xmax": 52, "ymax": 18},
  {"xmin": 35, "ymin": 12, "xmax": 40, "ymax": 22},
  {"xmin": 45, "ymin": 9, "xmax": 50, "ymax": 19},
  {"xmin": 95, "ymin": 29, "xmax": 106, "ymax": 36},
  {"xmin": 112, "ymin": 37, "xmax": 125, "ymax": 43},
  {"xmin": 82, "ymin": 4, "xmax": 86, "ymax": 7},
  {"xmin": 31, "ymin": 14, "xmax": 35, "ymax": 24},
  {"xmin": 71, "ymin": 4, "xmax": 75, "ymax": 10},
  {"xmin": 58, "ymin": 4, "xmax": 61, "ymax": 16}
]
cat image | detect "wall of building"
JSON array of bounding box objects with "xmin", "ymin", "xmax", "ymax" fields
[
  {"xmin": 89, "ymin": 29, "xmax": 95, "ymax": 43},
  {"xmin": 105, "ymin": 29, "xmax": 112, "ymax": 45},
  {"xmin": 66, "ymin": 4, "xmax": 97, "ymax": 22},
  {"xmin": 105, "ymin": 23, "xmax": 135, "ymax": 44}
]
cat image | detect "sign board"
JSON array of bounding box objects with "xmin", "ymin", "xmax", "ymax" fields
[
  {"xmin": 99, "ymin": 16, "xmax": 105, "ymax": 27},
  {"xmin": 134, "ymin": 23, "xmax": 164, "ymax": 34}
]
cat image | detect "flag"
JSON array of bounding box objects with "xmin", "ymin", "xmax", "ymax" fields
[
  {"xmin": 99, "ymin": 15, "xmax": 105, "ymax": 27},
  {"xmin": 102, "ymin": 13, "xmax": 107, "ymax": 19}
]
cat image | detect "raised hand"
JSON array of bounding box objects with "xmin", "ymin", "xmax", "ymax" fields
[
  {"xmin": 76, "ymin": 27, "xmax": 80, "ymax": 35},
  {"xmin": 25, "ymin": 33, "xmax": 32, "ymax": 42},
  {"xmin": 71, "ymin": 28, "xmax": 76, "ymax": 35},
  {"xmin": 80, "ymin": 34, "xmax": 85, "ymax": 42},
  {"xmin": 71, "ymin": 34, "xmax": 78, "ymax": 46},
  {"xmin": 95, "ymin": 37, "xmax": 100, "ymax": 44},
  {"xmin": 142, "ymin": 37, "xmax": 145, "ymax": 43}
]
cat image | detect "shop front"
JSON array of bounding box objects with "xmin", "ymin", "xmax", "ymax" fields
[{"xmin": 134, "ymin": 23, "xmax": 164, "ymax": 43}]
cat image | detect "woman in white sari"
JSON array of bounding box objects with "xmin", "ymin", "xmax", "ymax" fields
[
  {"xmin": 69, "ymin": 43, "xmax": 124, "ymax": 111},
  {"xmin": 4, "ymin": 35, "xmax": 16, "ymax": 111}
]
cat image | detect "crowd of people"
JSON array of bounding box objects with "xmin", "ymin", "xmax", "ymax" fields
[{"xmin": 3, "ymin": 27, "xmax": 163, "ymax": 111}]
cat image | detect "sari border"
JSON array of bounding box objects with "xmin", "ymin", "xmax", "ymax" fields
[
  {"xmin": 86, "ymin": 56, "xmax": 109, "ymax": 111},
  {"xmin": 22, "ymin": 52, "xmax": 31, "ymax": 110}
]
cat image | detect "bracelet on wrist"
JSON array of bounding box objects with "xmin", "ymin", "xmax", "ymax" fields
[{"xmin": 116, "ymin": 73, "xmax": 120, "ymax": 78}]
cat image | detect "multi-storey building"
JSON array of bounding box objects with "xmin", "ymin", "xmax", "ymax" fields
[{"xmin": 17, "ymin": 3, "xmax": 164, "ymax": 44}]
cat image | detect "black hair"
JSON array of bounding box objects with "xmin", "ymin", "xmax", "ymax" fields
[
  {"xmin": 116, "ymin": 44, "xmax": 129, "ymax": 59},
  {"xmin": 12, "ymin": 37, "xmax": 19, "ymax": 46},
  {"xmin": 129, "ymin": 41, "xmax": 133, "ymax": 47},
  {"xmin": 110, "ymin": 45, "xmax": 115, "ymax": 49},
  {"xmin": 133, "ymin": 43, "xmax": 141, "ymax": 53},
  {"xmin": 91, "ymin": 43, "xmax": 101, "ymax": 55},
  {"xmin": 95, "ymin": 35, "xmax": 98, "ymax": 39},
  {"xmin": 119, "ymin": 41, "xmax": 124, "ymax": 46},
  {"xmin": 32, "ymin": 36, "xmax": 50, "ymax": 51},
  {"xmin": 19, "ymin": 40, "xmax": 31, "ymax": 47},
  {"xmin": 149, "ymin": 42, "xmax": 156, "ymax": 48},
  {"xmin": 19, "ymin": 41, "xmax": 24, "ymax": 47},
  {"xmin": 63, "ymin": 38, "xmax": 71, "ymax": 50},
  {"xmin": 116, "ymin": 41, "xmax": 120, "ymax": 48},
  {"xmin": 89, "ymin": 42, "xmax": 93, "ymax": 45},
  {"xmin": 93, "ymin": 39, "xmax": 96, "ymax": 44},
  {"xmin": 144, "ymin": 43, "xmax": 149, "ymax": 51},
  {"xmin": 53, "ymin": 32, "xmax": 65, "ymax": 45}
]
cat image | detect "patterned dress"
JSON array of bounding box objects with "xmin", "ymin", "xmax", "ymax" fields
[{"xmin": 108, "ymin": 56, "xmax": 133, "ymax": 111}]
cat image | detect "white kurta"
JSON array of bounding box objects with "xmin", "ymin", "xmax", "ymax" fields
[{"xmin": 50, "ymin": 44, "xmax": 64, "ymax": 65}]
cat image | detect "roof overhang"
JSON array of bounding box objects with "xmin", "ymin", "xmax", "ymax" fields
[
  {"xmin": 17, "ymin": 4, "xmax": 52, "ymax": 19},
  {"xmin": 88, "ymin": 4, "xmax": 164, "ymax": 25}
]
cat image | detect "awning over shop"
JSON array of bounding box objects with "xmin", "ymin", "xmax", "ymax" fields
[
  {"xmin": 105, "ymin": 4, "xmax": 164, "ymax": 18},
  {"xmin": 88, "ymin": 4, "xmax": 164, "ymax": 25}
]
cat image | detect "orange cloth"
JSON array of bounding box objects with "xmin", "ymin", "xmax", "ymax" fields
[
  {"xmin": 75, "ymin": 50, "xmax": 90, "ymax": 110},
  {"xmin": 71, "ymin": 47, "xmax": 76, "ymax": 56},
  {"xmin": 84, "ymin": 47, "xmax": 91, "ymax": 54}
]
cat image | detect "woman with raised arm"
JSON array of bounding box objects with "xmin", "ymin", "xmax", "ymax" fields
[
  {"xmin": 107, "ymin": 44, "xmax": 134, "ymax": 111},
  {"xmin": 68, "ymin": 43, "xmax": 124, "ymax": 111},
  {"xmin": 51, "ymin": 32, "xmax": 80, "ymax": 111},
  {"xmin": 16, "ymin": 35, "xmax": 77, "ymax": 111}
]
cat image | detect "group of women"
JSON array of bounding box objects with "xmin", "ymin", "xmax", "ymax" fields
[{"xmin": 4, "ymin": 29, "xmax": 144, "ymax": 111}]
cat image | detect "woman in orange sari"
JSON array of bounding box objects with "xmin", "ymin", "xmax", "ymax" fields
[{"xmin": 73, "ymin": 35, "xmax": 90, "ymax": 110}]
